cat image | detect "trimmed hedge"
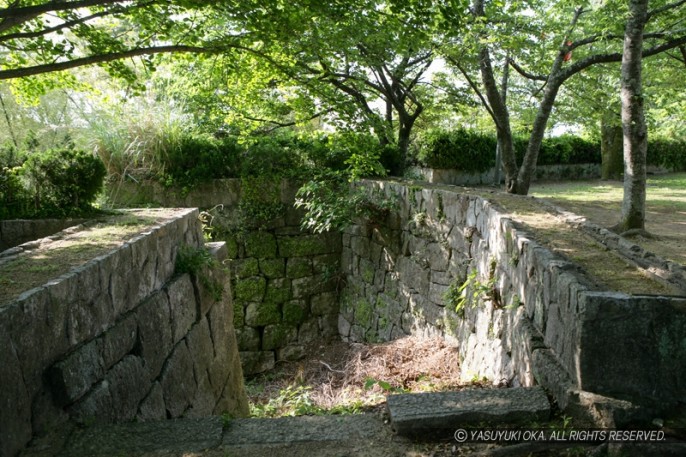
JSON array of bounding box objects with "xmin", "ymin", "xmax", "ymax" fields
[
  {"xmin": 415, "ymin": 128, "xmax": 686, "ymax": 173},
  {"xmin": 416, "ymin": 129, "xmax": 601, "ymax": 172}
]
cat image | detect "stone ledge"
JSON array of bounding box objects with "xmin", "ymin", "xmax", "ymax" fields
[{"xmin": 387, "ymin": 387, "xmax": 551, "ymax": 436}]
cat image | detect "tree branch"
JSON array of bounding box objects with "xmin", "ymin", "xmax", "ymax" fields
[
  {"xmin": 0, "ymin": 0, "xmax": 126, "ymax": 19},
  {"xmin": 559, "ymin": 33, "xmax": 686, "ymax": 83},
  {"xmin": 647, "ymin": 0, "xmax": 686, "ymax": 20},
  {"xmin": 446, "ymin": 55, "xmax": 496, "ymax": 123},
  {"xmin": 0, "ymin": 44, "xmax": 223, "ymax": 80},
  {"xmin": 508, "ymin": 59, "xmax": 547, "ymax": 81},
  {"xmin": 0, "ymin": 1, "xmax": 159, "ymax": 43}
]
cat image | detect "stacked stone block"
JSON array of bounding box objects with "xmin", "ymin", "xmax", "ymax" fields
[
  {"xmin": 340, "ymin": 181, "xmax": 686, "ymax": 423},
  {"xmin": 228, "ymin": 229, "xmax": 342, "ymax": 375},
  {"xmin": 0, "ymin": 209, "xmax": 249, "ymax": 457}
]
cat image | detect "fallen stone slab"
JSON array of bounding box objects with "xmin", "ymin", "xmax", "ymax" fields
[{"xmin": 387, "ymin": 387, "xmax": 551, "ymax": 436}]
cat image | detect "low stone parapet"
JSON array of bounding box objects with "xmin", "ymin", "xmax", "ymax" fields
[{"xmin": 0, "ymin": 209, "xmax": 248, "ymax": 457}]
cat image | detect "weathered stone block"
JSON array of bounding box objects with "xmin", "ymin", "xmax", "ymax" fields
[
  {"xmin": 185, "ymin": 373, "xmax": 216, "ymax": 418},
  {"xmin": 240, "ymin": 351, "xmax": 275, "ymax": 375},
  {"xmin": 428, "ymin": 282, "xmax": 449, "ymax": 306},
  {"xmin": 310, "ymin": 292, "xmax": 338, "ymax": 317},
  {"xmin": 286, "ymin": 257, "xmax": 313, "ymax": 279},
  {"xmin": 277, "ymin": 345, "xmax": 306, "ymax": 362},
  {"xmin": 160, "ymin": 342, "xmax": 196, "ymax": 418},
  {"xmin": 49, "ymin": 342, "xmax": 106, "ymax": 406},
  {"xmin": 185, "ymin": 318, "xmax": 214, "ymax": 382},
  {"xmin": 105, "ymin": 355, "xmax": 150, "ymax": 421},
  {"xmin": 318, "ymin": 313, "xmax": 340, "ymax": 339},
  {"xmin": 264, "ymin": 278, "xmax": 291, "ymax": 304},
  {"xmin": 292, "ymin": 274, "xmax": 327, "ymax": 298},
  {"xmin": 259, "ymin": 258, "xmax": 286, "ymax": 278},
  {"xmin": 244, "ymin": 231, "xmax": 278, "ymax": 258},
  {"xmin": 235, "ymin": 327, "xmax": 261, "ymax": 351},
  {"xmin": 338, "ymin": 315, "xmax": 352, "ymax": 338},
  {"xmin": 232, "ymin": 258, "xmax": 259, "ymax": 279},
  {"xmin": 283, "ymin": 299, "xmax": 308, "ymax": 325},
  {"xmin": 298, "ymin": 320, "xmax": 320, "ymax": 343},
  {"xmin": 166, "ymin": 274, "xmax": 198, "ymax": 345},
  {"xmin": 245, "ymin": 301, "xmax": 280, "ymax": 327},
  {"xmin": 262, "ymin": 324, "xmax": 297, "ymax": 351},
  {"xmin": 234, "ymin": 276, "xmax": 266, "ymax": 302},
  {"xmin": 137, "ymin": 382, "xmax": 166, "ymax": 422},
  {"xmin": 0, "ymin": 327, "xmax": 32, "ymax": 457},
  {"xmin": 387, "ymin": 387, "xmax": 550, "ymax": 435},
  {"xmin": 233, "ymin": 300, "xmax": 245, "ymax": 327},
  {"xmin": 278, "ymin": 233, "xmax": 340, "ymax": 257}
]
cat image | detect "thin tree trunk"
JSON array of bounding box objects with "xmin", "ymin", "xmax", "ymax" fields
[
  {"xmin": 494, "ymin": 54, "xmax": 510, "ymax": 186},
  {"xmin": 617, "ymin": 0, "xmax": 649, "ymax": 232},
  {"xmin": 600, "ymin": 111, "xmax": 623, "ymax": 180}
]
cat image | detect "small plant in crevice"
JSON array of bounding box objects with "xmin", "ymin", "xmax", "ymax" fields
[
  {"xmin": 175, "ymin": 244, "xmax": 224, "ymax": 301},
  {"xmin": 412, "ymin": 211, "xmax": 428, "ymax": 226},
  {"xmin": 444, "ymin": 263, "xmax": 500, "ymax": 316},
  {"xmin": 198, "ymin": 204, "xmax": 224, "ymax": 241}
]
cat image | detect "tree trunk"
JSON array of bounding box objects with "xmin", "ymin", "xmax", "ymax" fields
[
  {"xmin": 600, "ymin": 112, "xmax": 623, "ymax": 180},
  {"xmin": 617, "ymin": 0, "xmax": 649, "ymax": 232}
]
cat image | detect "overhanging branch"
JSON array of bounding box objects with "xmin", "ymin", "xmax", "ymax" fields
[{"xmin": 0, "ymin": 44, "xmax": 223, "ymax": 80}]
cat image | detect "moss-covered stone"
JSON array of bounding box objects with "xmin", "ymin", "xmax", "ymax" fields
[
  {"xmin": 360, "ymin": 258, "xmax": 376, "ymax": 284},
  {"xmin": 286, "ymin": 258, "xmax": 313, "ymax": 279},
  {"xmin": 262, "ymin": 324, "xmax": 297, "ymax": 350},
  {"xmin": 312, "ymin": 254, "xmax": 340, "ymax": 274},
  {"xmin": 259, "ymin": 258, "xmax": 285, "ymax": 278},
  {"xmin": 233, "ymin": 301, "xmax": 245, "ymax": 328},
  {"xmin": 234, "ymin": 277, "xmax": 266, "ymax": 302},
  {"xmin": 311, "ymin": 292, "xmax": 338, "ymax": 316},
  {"xmin": 245, "ymin": 301, "xmax": 280, "ymax": 327},
  {"xmin": 233, "ymin": 258, "xmax": 259, "ymax": 279},
  {"xmin": 283, "ymin": 300, "xmax": 308, "ymax": 325},
  {"xmin": 224, "ymin": 234, "xmax": 240, "ymax": 258},
  {"xmin": 355, "ymin": 298, "xmax": 374, "ymax": 328},
  {"xmin": 265, "ymin": 278, "xmax": 291, "ymax": 304},
  {"xmin": 278, "ymin": 233, "xmax": 339, "ymax": 257},
  {"xmin": 244, "ymin": 231, "xmax": 278, "ymax": 258},
  {"xmin": 235, "ymin": 327, "xmax": 260, "ymax": 351}
]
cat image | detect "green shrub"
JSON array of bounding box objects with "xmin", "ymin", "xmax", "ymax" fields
[
  {"xmin": 416, "ymin": 129, "xmax": 496, "ymax": 172},
  {"xmin": 647, "ymin": 139, "xmax": 686, "ymax": 171},
  {"xmin": 160, "ymin": 134, "xmax": 242, "ymax": 189},
  {"xmin": 21, "ymin": 147, "xmax": 106, "ymax": 217},
  {"xmin": 417, "ymin": 129, "xmax": 601, "ymax": 171}
]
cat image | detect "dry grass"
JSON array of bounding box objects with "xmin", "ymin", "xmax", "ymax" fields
[{"xmin": 246, "ymin": 336, "xmax": 491, "ymax": 417}]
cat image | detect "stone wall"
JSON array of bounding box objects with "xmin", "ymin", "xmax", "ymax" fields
[
  {"xmin": 339, "ymin": 180, "xmax": 686, "ymax": 425},
  {"xmin": 411, "ymin": 163, "xmax": 600, "ymax": 186},
  {"xmin": 0, "ymin": 219, "xmax": 86, "ymax": 252},
  {"xmin": 0, "ymin": 209, "xmax": 248, "ymax": 457},
  {"xmin": 226, "ymin": 228, "xmax": 342, "ymax": 375},
  {"xmin": 112, "ymin": 179, "xmax": 342, "ymax": 375}
]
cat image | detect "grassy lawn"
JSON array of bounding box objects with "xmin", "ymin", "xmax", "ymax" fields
[{"xmin": 530, "ymin": 172, "xmax": 686, "ymax": 266}]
